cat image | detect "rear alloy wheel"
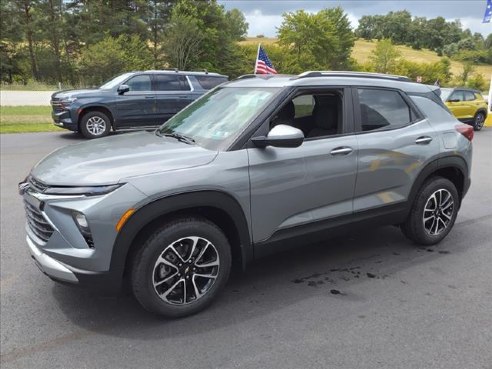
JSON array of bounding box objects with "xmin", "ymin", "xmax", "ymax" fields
[
  {"xmin": 473, "ymin": 112, "xmax": 485, "ymax": 131},
  {"xmin": 80, "ymin": 111, "xmax": 111, "ymax": 139},
  {"xmin": 402, "ymin": 177, "xmax": 459, "ymax": 245},
  {"xmin": 131, "ymin": 217, "xmax": 231, "ymax": 317}
]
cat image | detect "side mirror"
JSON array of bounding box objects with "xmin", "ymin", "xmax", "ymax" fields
[
  {"xmin": 117, "ymin": 84, "xmax": 130, "ymax": 95},
  {"xmin": 252, "ymin": 124, "xmax": 304, "ymax": 148},
  {"xmin": 448, "ymin": 98, "xmax": 460, "ymax": 103}
]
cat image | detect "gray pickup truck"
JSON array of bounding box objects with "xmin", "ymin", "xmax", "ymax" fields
[{"xmin": 51, "ymin": 70, "xmax": 228, "ymax": 138}]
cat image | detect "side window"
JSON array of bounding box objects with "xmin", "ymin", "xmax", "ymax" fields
[
  {"xmin": 154, "ymin": 75, "xmax": 190, "ymax": 91},
  {"xmin": 464, "ymin": 91, "xmax": 476, "ymax": 101},
  {"xmin": 292, "ymin": 95, "xmax": 314, "ymax": 118},
  {"xmin": 357, "ymin": 88, "xmax": 412, "ymax": 132},
  {"xmin": 195, "ymin": 76, "xmax": 227, "ymax": 90},
  {"xmin": 271, "ymin": 92, "xmax": 343, "ymax": 139},
  {"xmin": 449, "ymin": 91, "xmax": 464, "ymax": 102},
  {"xmin": 126, "ymin": 75, "xmax": 152, "ymax": 92}
]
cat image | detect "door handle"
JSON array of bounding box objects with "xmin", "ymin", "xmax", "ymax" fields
[
  {"xmin": 145, "ymin": 96, "xmax": 155, "ymax": 99},
  {"xmin": 415, "ymin": 136, "xmax": 433, "ymax": 145},
  {"xmin": 330, "ymin": 147, "xmax": 353, "ymax": 156}
]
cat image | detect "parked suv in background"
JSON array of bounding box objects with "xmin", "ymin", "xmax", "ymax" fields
[
  {"xmin": 441, "ymin": 87, "xmax": 488, "ymax": 131},
  {"xmin": 21, "ymin": 71, "xmax": 472, "ymax": 317},
  {"xmin": 50, "ymin": 70, "xmax": 228, "ymax": 138}
]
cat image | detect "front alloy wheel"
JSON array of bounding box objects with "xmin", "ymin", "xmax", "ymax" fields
[
  {"xmin": 152, "ymin": 236, "xmax": 220, "ymax": 305},
  {"xmin": 80, "ymin": 111, "xmax": 111, "ymax": 139},
  {"xmin": 131, "ymin": 217, "xmax": 231, "ymax": 317}
]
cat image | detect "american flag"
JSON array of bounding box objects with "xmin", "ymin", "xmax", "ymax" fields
[
  {"xmin": 484, "ymin": 0, "xmax": 492, "ymax": 23},
  {"xmin": 255, "ymin": 45, "xmax": 277, "ymax": 74}
]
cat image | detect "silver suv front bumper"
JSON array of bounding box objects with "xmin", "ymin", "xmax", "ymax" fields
[{"xmin": 26, "ymin": 234, "xmax": 78, "ymax": 283}]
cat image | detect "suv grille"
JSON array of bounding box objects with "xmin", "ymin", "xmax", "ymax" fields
[
  {"xmin": 24, "ymin": 200, "xmax": 54, "ymax": 243},
  {"xmin": 51, "ymin": 98, "xmax": 64, "ymax": 113},
  {"xmin": 29, "ymin": 176, "xmax": 49, "ymax": 193}
]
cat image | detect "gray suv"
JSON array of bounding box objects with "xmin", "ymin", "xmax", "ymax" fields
[
  {"xmin": 50, "ymin": 70, "xmax": 228, "ymax": 138},
  {"xmin": 20, "ymin": 72, "xmax": 473, "ymax": 317}
]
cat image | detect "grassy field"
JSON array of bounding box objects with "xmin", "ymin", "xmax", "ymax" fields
[
  {"xmin": 0, "ymin": 106, "xmax": 62, "ymax": 133},
  {"xmin": 240, "ymin": 38, "xmax": 492, "ymax": 78}
]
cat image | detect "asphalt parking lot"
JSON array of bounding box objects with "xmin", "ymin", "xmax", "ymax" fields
[{"xmin": 1, "ymin": 129, "xmax": 492, "ymax": 369}]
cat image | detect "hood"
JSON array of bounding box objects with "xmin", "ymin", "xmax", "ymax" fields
[
  {"xmin": 52, "ymin": 89, "xmax": 109, "ymax": 100},
  {"xmin": 31, "ymin": 132, "xmax": 218, "ymax": 186}
]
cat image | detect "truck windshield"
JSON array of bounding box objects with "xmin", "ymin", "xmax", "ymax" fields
[
  {"xmin": 158, "ymin": 87, "xmax": 280, "ymax": 150},
  {"xmin": 99, "ymin": 73, "xmax": 133, "ymax": 89}
]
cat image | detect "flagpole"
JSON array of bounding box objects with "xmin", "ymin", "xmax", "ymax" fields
[
  {"xmin": 488, "ymin": 74, "xmax": 492, "ymax": 115},
  {"xmin": 254, "ymin": 43, "xmax": 261, "ymax": 74}
]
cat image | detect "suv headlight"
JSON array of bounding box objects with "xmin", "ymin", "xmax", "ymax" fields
[
  {"xmin": 43, "ymin": 184, "xmax": 122, "ymax": 196},
  {"xmin": 61, "ymin": 97, "xmax": 77, "ymax": 104}
]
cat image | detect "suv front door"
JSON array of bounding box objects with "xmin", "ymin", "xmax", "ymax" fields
[
  {"xmin": 116, "ymin": 74, "xmax": 156, "ymax": 128},
  {"xmin": 247, "ymin": 88, "xmax": 358, "ymax": 245}
]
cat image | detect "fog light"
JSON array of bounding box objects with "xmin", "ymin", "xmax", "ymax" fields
[
  {"xmin": 74, "ymin": 212, "xmax": 89, "ymax": 228},
  {"xmin": 73, "ymin": 211, "xmax": 94, "ymax": 248}
]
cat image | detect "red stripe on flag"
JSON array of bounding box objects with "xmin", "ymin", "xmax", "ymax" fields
[{"xmin": 256, "ymin": 61, "xmax": 277, "ymax": 74}]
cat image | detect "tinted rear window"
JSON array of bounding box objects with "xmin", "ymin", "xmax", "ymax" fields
[
  {"xmin": 154, "ymin": 75, "xmax": 190, "ymax": 91},
  {"xmin": 357, "ymin": 88, "xmax": 412, "ymax": 131},
  {"xmin": 195, "ymin": 76, "xmax": 228, "ymax": 90}
]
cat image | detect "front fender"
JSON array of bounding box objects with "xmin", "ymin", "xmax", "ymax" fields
[{"xmin": 108, "ymin": 190, "xmax": 252, "ymax": 288}]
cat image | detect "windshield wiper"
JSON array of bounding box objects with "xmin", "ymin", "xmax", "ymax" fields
[{"xmin": 162, "ymin": 132, "xmax": 196, "ymax": 145}]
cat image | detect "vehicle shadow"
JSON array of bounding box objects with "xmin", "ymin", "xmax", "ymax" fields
[{"xmin": 50, "ymin": 225, "xmax": 458, "ymax": 341}]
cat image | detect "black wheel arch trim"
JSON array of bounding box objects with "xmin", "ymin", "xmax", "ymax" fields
[
  {"xmin": 408, "ymin": 155, "xmax": 470, "ymax": 206},
  {"xmin": 109, "ymin": 190, "xmax": 252, "ymax": 289},
  {"xmin": 77, "ymin": 104, "xmax": 115, "ymax": 127}
]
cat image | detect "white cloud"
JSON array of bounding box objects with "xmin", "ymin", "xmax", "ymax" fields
[
  {"xmin": 460, "ymin": 17, "xmax": 492, "ymax": 36},
  {"xmin": 245, "ymin": 9, "xmax": 359, "ymax": 37},
  {"xmin": 244, "ymin": 10, "xmax": 283, "ymax": 37}
]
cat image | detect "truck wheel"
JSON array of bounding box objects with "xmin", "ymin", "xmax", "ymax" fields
[
  {"xmin": 473, "ymin": 112, "xmax": 485, "ymax": 131},
  {"xmin": 131, "ymin": 217, "xmax": 231, "ymax": 318},
  {"xmin": 402, "ymin": 177, "xmax": 459, "ymax": 246},
  {"xmin": 80, "ymin": 111, "xmax": 111, "ymax": 139}
]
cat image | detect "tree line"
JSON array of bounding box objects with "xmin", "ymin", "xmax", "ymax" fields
[
  {"xmin": 1, "ymin": 2, "xmax": 490, "ymax": 90},
  {"xmin": 356, "ymin": 10, "xmax": 492, "ymax": 64}
]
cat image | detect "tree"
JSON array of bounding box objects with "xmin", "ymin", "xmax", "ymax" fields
[
  {"xmin": 277, "ymin": 7, "xmax": 354, "ymax": 72},
  {"xmin": 147, "ymin": 0, "xmax": 175, "ymax": 67},
  {"xmin": 79, "ymin": 35, "xmax": 152, "ymax": 86},
  {"xmin": 459, "ymin": 62, "xmax": 474, "ymax": 84},
  {"xmin": 369, "ymin": 39, "xmax": 401, "ymax": 74},
  {"xmin": 226, "ymin": 8, "xmax": 248, "ymax": 40},
  {"xmin": 162, "ymin": 13, "xmax": 204, "ymax": 70}
]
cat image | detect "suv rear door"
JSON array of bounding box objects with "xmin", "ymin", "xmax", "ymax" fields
[
  {"xmin": 153, "ymin": 74, "xmax": 194, "ymax": 124},
  {"xmin": 248, "ymin": 87, "xmax": 358, "ymax": 244},
  {"xmin": 352, "ymin": 87, "xmax": 439, "ymax": 214}
]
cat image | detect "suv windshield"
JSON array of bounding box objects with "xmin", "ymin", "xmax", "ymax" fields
[
  {"xmin": 158, "ymin": 87, "xmax": 280, "ymax": 150},
  {"xmin": 99, "ymin": 73, "xmax": 134, "ymax": 89}
]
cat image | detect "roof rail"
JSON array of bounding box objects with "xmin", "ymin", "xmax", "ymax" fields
[
  {"xmin": 235, "ymin": 74, "xmax": 258, "ymax": 80},
  {"xmin": 295, "ymin": 71, "xmax": 412, "ymax": 82}
]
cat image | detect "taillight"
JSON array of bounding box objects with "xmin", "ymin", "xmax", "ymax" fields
[{"xmin": 455, "ymin": 124, "xmax": 474, "ymax": 141}]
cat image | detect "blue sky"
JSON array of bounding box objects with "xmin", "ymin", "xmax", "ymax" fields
[{"xmin": 219, "ymin": 1, "xmax": 492, "ymax": 37}]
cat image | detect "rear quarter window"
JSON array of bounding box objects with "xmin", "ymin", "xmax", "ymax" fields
[
  {"xmin": 195, "ymin": 76, "xmax": 228, "ymax": 90},
  {"xmin": 410, "ymin": 95, "xmax": 455, "ymax": 121}
]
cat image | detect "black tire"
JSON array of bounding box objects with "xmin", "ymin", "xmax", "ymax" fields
[
  {"xmin": 79, "ymin": 111, "xmax": 111, "ymax": 139},
  {"xmin": 402, "ymin": 177, "xmax": 459, "ymax": 246},
  {"xmin": 131, "ymin": 217, "xmax": 231, "ymax": 318},
  {"xmin": 473, "ymin": 111, "xmax": 486, "ymax": 131}
]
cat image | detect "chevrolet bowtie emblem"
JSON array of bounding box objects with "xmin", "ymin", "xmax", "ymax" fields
[{"xmin": 18, "ymin": 181, "xmax": 29, "ymax": 195}]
